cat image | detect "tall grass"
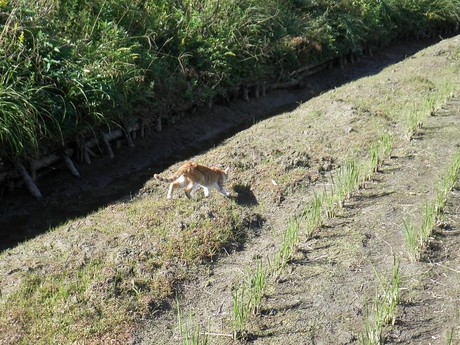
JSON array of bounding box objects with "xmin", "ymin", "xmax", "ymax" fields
[
  {"xmin": 0, "ymin": 79, "xmax": 53, "ymax": 158},
  {"xmin": 1, "ymin": 0, "xmax": 459, "ymax": 161}
]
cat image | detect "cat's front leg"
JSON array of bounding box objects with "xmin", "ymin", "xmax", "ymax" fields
[
  {"xmin": 202, "ymin": 186, "xmax": 210, "ymax": 197},
  {"xmin": 167, "ymin": 183, "xmax": 174, "ymax": 199}
]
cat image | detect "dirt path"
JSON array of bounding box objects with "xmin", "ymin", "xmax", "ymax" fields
[{"xmin": 133, "ymin": 39, "xmax": 460, "ymax": 344}]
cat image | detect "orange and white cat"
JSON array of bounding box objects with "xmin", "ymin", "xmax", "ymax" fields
[{"xmin": 154, "ymin": 162, "xmax": 231, "ymax": 199}]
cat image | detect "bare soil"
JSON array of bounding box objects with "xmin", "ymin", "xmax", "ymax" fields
[{"xmin": 1, "ymin": 36, "xmax": 460, "ymax": 345}]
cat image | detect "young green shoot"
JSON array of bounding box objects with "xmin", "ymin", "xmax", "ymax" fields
[
  {"xmin": 177, "ymin": 300, "xmax": 209, "ymax": 345},
  {"xmin": 274, "ymin": 217, "xmax": 300, "ymax": 271},
  {"xmin": 360, "ymin": 257, "xmax": 400, "ymax": 344},
  {"xmin": 421, "ymin": 203, "xmax": 435, "ymax": 243},
  {"xmin": 249, "ymin": 259, "xmax": 267, "ymax": 315},
  {"xmin": 302, "ymin": 192, "xmax": 323, "ymax": 239},
  {"xmin": 402, "ymin": 217, "xmax": 420, "ymax": 262},
  {"xmin": 232, "ymin": 283, "xmax": 250, "ymax": 339}
]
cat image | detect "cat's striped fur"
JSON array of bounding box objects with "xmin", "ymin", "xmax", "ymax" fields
[{"xmin": 154, "ymin": 162, "xmax": 230, "ymax": 199}]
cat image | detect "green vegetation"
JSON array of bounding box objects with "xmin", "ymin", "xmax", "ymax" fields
[
  {"xmin": 402, "ymin": 217, "xmax": 420, "ymax": 261},
  {"xmin": 232, "ymin": 282, "xmax": 250, "ymax": 339},
  {"xmin": 327, "ymin": 133, "xmax": 394, "ymax": 218},
  {"xmin": 177, "ymin": 301, "xmax": 209, "ymax": 345},
  {"xmin": 227, "ymin": 131, "xmax": 396, "ymax": 338},
  {"xmin": 302, "ymin": 192, "xmax": 323, "ymax": 239},
  {"xmin": 435, "ymin": 150, "xmax": 460, "ymax": 215},
  {"xmin": 0, "ymin": 197, "xmax": 245, "ymax": 343},
  {"xmin": 1, "ymin": 0, "xmax": 460, "ymax": 160},
  {"xmin": 1, "ymin": 22, "xmax": 460, "ymax": 344},
  {"xmin": 230, "ymin": 258, "xmax": 268, "ymax": 339},
  {"xmin": 360, "ymin": 257, "xmax": 400, "ymax": 345},
  {"xmin": 273, "ymin": 216, "xmax": 301, "ymax": 271},
  {"xmin": 402, "ymin": 150, "xmax": 460, "ymax": 261}
]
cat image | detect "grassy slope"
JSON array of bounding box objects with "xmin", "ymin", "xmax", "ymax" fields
[{"xmin": 1, "ymin": 36, "xmax": 459, "ymax": 343}]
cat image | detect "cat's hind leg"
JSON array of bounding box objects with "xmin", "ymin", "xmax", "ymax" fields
[
  {"xmin": 167, "ymin": 175, "xmax": 187, "ymax": 199},
  {"xmin": 202, "ymin": 186, "xmax": 210, "ymax": 197},
  {"xmin": 185, "ymin": 181, "xmax": 198, "ymax": 199}
]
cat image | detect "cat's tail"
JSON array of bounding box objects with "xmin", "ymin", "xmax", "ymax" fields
[{"xmin": 154, "ymin": 174, "xmax": 175, "ymax": 183}]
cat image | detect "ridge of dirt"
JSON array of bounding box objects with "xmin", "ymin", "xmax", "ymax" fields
[
  {"xmin": 133, "ymin": 37, "xmax": 460, "ymax": 344},
  {"xmin": 249, "ymin": 99, "xmax": 460, "ymax": 345},
  {"xmin": 0, "ymin": 38, "xmax": 441, "ymax": 251}
]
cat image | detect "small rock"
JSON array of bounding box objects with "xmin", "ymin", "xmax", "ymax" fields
[{"xmin": 344, "ymin": 126, "xmax": 354, "ymax": 133}]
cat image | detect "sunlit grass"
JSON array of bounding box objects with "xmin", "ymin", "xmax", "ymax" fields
[
  {"xmin": 0, "ymin": 196, "xmax": 244, "ymax": 343},
  {"xmin": 402, "ymin": 217, "xmax": 421, "ymax": 262},
  {"xmin": 273, "ymin": 217, "xmax": 300, "ymax": 271},
  {"xmin": 359, "ymin": 257, "xmax": 400, "ymax": 345}
]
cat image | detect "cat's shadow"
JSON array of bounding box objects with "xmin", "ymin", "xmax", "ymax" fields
[{"xmin": 232, "ymin": 184, "xmax": 258, "ymax": 206}]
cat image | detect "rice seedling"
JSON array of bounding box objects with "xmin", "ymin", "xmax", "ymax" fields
[
  {"xmin": 379, "ymin": 133, "xmax": 393, "ymax": 160},
  {"xmin": 360, "ymin": 257, "xmax": 400, "ymax": 344},
  {"xmin": 363, "ymin": 133, "xmax": 394, "ymax": 180},
  {"xmin": 368, "ymin": 143, "xmax": 380, "ymax": 176},
  {"xmin": 229, "ymin": 258, "xmax": 268, "ymax": 338},
  {"xmin": 359, "ymin": 299, "xmax": 385, "ymax": 345},
  {"xmin": 248, "ymin": 259, "xmax": 268, "ymax": 315},
  {"xmin": 302, "ymin": 192, "xmax": 323, "ymax": 239},
  {"xmin": 376, "ymin": 256, "xmax": 400, "ymax": 326},
  {"xmin": 335, "ymin": 159, "xmax": 360, "ymax": 207},
  {"xmin": 402, "ymin": 150, "xmax": 460, "ymax": 261},
  {"xmin": 405, "ymin": 109, "xmax": 423, "ymax": 141},
  {"xmin": 435, "ymin": 150, "xmax": 460, "ymax": 215},
  {"xmin": 273, "ymin": 217, "xmax": 300, "ymax": 271},
  {"xmin": 232, "ymin": 283, "xmax": 250, "ymax": 339},
  {"xmin": 425, "ymin": 96, "xmax": 436, "ymax": 116},
  {"xmin": 177, "ymin": 301, "xmax": 209, "ymax": 345},
  {"xmin": 421, "ymin": 203, "xmax": 435, "ymax": 243},
  {"xmin": 323, "ymin": 188, "xmax": 336, "ymax": 219},
  {"xmin": 402, "ymin": 217, "xmax": 421, "ymax": 262}
]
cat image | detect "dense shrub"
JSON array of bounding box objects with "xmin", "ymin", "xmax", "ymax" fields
[{"xmin": 0, "ymin": 0, "xmax": 459, "ymax": 160}]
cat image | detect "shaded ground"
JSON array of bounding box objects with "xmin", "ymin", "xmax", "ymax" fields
[{"xmin": 0, "ymin": 37, "xmax": 442, "ymax": 250}]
